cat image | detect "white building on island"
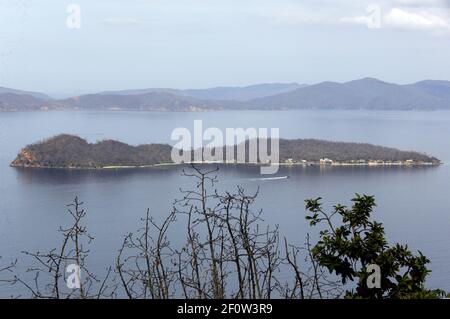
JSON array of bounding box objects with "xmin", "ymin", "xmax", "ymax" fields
[{"xmin": 319, "ymin": 158, "xmax": 333, "ymax": 165}]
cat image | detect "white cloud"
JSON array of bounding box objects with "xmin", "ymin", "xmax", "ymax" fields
[
  {"xmin": 255, "ymin": 1, "xmax": 450, "ymax": 35},
  {"xmin": 384, "ymin": 8, "xmax": 450, "ymax": 32},
  {"xmin": 390, "ymin": 0, "xmax": 448, "ymax": 7},
  {"xmin": 339, "ymin": 3, "xmax": 450, "ymax": 34}
]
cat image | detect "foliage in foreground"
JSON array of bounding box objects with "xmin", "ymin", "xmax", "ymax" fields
[{"xmin": 305, "ymin": 195, "xmax": 446, "ymax": 299}]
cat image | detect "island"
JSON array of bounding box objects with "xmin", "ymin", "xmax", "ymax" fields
[{"xmin": 10, "ymin": 134, "xmax": 441, "ymax": 169}]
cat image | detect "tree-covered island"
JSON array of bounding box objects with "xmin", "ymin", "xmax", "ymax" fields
[{"xmin": 10, "ymin": 134, "xmax": 441, "ymax": 169}]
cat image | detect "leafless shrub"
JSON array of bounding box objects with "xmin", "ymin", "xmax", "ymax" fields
[
  {"xmin": 116, "ymin": 209, "xmax": 176, "ymax": 299},
  {"xmin": 116, "ymin": 164, "xmax": 341, "ymax": 299},
  {"xmin": 14, "ymin": 197, "xmax": 115, "ymax": 299},
  {"xmin": 0, "ymin": 258, "xmax": 17, "ymax": 294},
  {"xmin": 7, "ymin": 165, "xmax": 341, "ymax": 299}
]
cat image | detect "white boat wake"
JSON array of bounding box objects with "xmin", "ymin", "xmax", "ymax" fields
[{"xmin": 250, "ymin": 176, "xmax": 289, "ymax": 181}]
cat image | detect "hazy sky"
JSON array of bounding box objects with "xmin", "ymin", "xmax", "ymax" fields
[{"xmin": 1, "ymin": 0, "xmax": 450, "ymax": 94}]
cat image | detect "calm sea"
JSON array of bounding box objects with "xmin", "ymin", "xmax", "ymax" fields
[{"xmin": 1, "ymin": 110, "xmax": 450, "ymax": 296}]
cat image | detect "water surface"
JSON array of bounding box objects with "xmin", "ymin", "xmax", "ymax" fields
[{"xmin": 1, "ymin": 110, "xmax": 450, "ymax": 296}]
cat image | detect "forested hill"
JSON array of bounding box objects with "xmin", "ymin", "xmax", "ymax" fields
[
  {"xmin": 3, "ymin": 79, "xmax": 450, "ymax": 111},
  {"xmin": 10, "ymin": 134, "xmax": 440, "ymax": 169}
]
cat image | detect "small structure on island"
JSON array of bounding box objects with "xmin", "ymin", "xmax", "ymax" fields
[
  {"xmin": 285, "ymin": 158, "xmax": 295, "ymax": 165},
  {"xmin": 320, "ymin": 158, "xmax": 333, "ymax": 165}
]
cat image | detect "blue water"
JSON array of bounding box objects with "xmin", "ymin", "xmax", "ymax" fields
[{"xmin": 1, "ymin": 110, "xmax": 450, "ymax": 296}]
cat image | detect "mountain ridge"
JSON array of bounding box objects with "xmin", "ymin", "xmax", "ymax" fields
[
  {"xmin": 0, "ymin": 87, "xmax": 52, "ymax": 100},
  {"xmin": 243, "ymin": 78, "xmax": 450, "ymax": 110},
  {"xmin": 98, "ymin": 83, "xmax": 306, "ymax": 101},
  {"xmin": 2, "ymin": 79, "xmax": 450, "ymax": 111}
]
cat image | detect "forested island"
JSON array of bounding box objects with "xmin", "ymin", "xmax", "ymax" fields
[{"xmin": 10, "ymin": 134, "xmax": 441, "ymax": 169}]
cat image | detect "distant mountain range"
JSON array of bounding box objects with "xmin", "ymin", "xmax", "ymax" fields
[
  {"xmin": 99, "ymin": 83, "xmax": 306, "ymax": 101},
  {"xmin": 2, "ymin": 78, "xmax": 450, "ymax": 111},
  {"xmin": 0, "ymin": 87, "xmax": 52, "ymax": 100}
]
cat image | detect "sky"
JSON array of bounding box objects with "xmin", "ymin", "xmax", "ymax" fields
[{"xmin": 0, "ymin": 0, "xmax": 450, "ymax": 95}]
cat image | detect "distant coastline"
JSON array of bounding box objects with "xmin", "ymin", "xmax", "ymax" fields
[{"xmin": 2, "ymin": 78, "xmax": 450, "ymax": 112}]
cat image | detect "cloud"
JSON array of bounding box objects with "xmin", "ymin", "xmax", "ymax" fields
[
  {"xmin": 384, "ymin": 7, "xmax": 450, "ymax": 31},
  {"xmin": 391, "ymin": 0, "xmax": 450, "ymax": 8},
  {"xmin": 256, "ymin": 0, "xmax": 450, "ymax": 35},
  {"xmin": 339, "ymin": 3, "xmax": 450, "ymax": 34}
]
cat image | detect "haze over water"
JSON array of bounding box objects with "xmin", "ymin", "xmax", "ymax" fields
[{"xmin": 1, "ymin": 110, "xmax": 450, "ymax": 296}]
